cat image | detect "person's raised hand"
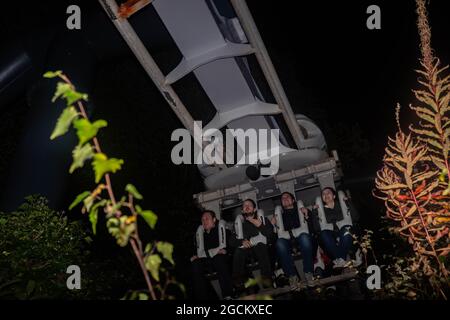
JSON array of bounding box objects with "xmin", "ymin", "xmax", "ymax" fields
[
  {"xmin": 270, "ymin": 215, "xmax": 277, "ymax": 226},
  {"xmin": 246, "ymin": 215, "xmax": 262, "ymax": 228},
  {"xmin": 300, "ymin": 207, "xmax": 309, "ymax": 219}
]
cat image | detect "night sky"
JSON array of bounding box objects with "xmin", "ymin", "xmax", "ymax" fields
[{"xmin": 0, "ymin": 0, "xmax": 449, "ymax": 297}]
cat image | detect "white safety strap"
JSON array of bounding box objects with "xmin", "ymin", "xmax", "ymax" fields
[
  {"xmin": 316, "ymin": 190, "xmax": 353, "ymax": 232},
  {"xmin": 316, "ymin": 196, "xmax": 334, "ymax": 232},
  {"xmin": 196, "ymin": 220, "xmax": 228, "ymax": 258},
  {"xmin": 336, "ymin": 190, "xmax": 353, "ymax": 229},
  {"xmin": 196, "ymin": 225, "xmax": 207, "ymax": 258},
  {"xmin": 274, "ymin": 200, "xmax": 309, "ymax": 239},
  {"xmin": 208, "ymin": 220, "xmax": 227, "ymax": 257},
  {"xmin": 235, "ymin": 210, "xmax": 267, "ymax": 247}
]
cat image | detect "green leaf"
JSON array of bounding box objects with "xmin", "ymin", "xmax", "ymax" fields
[
  {"xmin": 244, "ymin": 277, "xmax": 258, "ymax": 288},
  {"xmin": 69, "ymin": 143, "xmax": 94, "ymax": 173},
  {"xmin": 84, "ymin": 236, "xmax": 93, "ymax": 244},
  {"xmin": 65, "ymin": 89, "xmax": 88, "ymax": 106},
  {"xmin": 69, "ymin": 191, "xmax": 91, "ymax": 210},
  {"xmin": 50, "ymin": 106, "xmax": 78, "ymax": 140},
  {"xmin": 89, "ymin": 210, "xmax": 98, "ymax": 235},
  {"xmin": 156, "ymin": 242, "xmax": 174, "ymax": 265},
  {"xmin": 145, "ymin": 254, "xmax": 162, "ymax": 281},
  {"xmin": 73, "ymin": 118, "xmax": 107, "ymax": 146},
  {"xmin": 107, "ymin": 216, "xmax": 135, "ymax": 247},
  {"xmin": 51, "ymin": 82, "xmax": 88, "ymax": 105},
  {"xmin": 89, "ymin": 200, "xmax": 107, "ymax": 235},
  {"xmin": 144, "ymin": 243, "xmax": 152, "ymax": 254},
  {"xmin": 138, "ymin": 293, "xmax": 149, "ymax": 300},
  {"xmin": 52, "ymin": 82, "xmax": 72, "ymax": 103},
  {"xmin": 26, "ymin": 280, "xmax": 36, "ymax": 297},
  {"xmin": 136, "ymin": 205, "xmax": 158, "ymax": 229},
  {"xmin": 83, "ymin": 194, "xmax": 95, "ymax": 213},
  {"xmin": 43, "ymin": 70, "xmax": 62, "ymax": 78},
  {"xmin": 92, "ymin": 153, "xmax": 124, "ymax": 183},
  {"xmin": 125, "ymin": 184, "xmax": 143, "ymax": 200}
]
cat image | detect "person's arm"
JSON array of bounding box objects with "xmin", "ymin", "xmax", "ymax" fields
[
  {"xmin": 258, "ymin": 217, "xmax": 275, "ymax": 239},
  {"xmin": 300, "ymin": 206, "xmax": 309, "ymax": 219},
  {"xmin": 308, "ymin": 208, "xmax": 322, "ymax": 234},
  {"xmin": 227, "ymin": 229, "xmax": 244, "ymax": 248}
]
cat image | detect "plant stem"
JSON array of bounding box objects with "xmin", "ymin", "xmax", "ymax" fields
[
  {"xmin": 410, "ymin": 192, "xmax": 447, "ymax": 278},
  {"xmin": 58, "ymin": 73, "xmax": 157, "ymax": 298},
  {"xmin": 59, "ymin": 74, "xmax": 118, "ymax": 206},
  {"xmin": 131, "ymin": 238, "xmax": 157, "ymax": 300}
]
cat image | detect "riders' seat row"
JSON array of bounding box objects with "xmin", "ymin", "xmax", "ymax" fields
[{"xmin": 190, "ymin": 187, "xmax": 360, "ymax": 300}]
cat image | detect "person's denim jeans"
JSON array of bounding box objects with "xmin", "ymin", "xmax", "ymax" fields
[
  {"xmin": 275, "ymin": 233, "xmax": 315, "ymax": 275},
  {"xmin": 320, "ymin": 225, "xmax": 353, "ymax": 260}
]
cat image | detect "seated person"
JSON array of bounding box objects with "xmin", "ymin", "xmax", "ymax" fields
[
  {"xmin": 271, "ymin": 192, "xmax": 316, "ymax": 288},
  {"xmin": 315, "ymin": 187, "xmax": 356, "ymax": 269},
  {"xmin": 190, "ymin": 210, "xmax": 233, "ymax": 300},
  {"xmin": 230, "ymin": 199, "xmax": 274, "ymax": 291}
]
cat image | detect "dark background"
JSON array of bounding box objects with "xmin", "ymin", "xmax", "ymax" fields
[{"xmin": 0, "ymin": 0, "xmax": 449, "ymax": 298}]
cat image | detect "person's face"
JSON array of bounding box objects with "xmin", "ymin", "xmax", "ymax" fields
[
  {"xmin": 281, "ymin": 193, "xmax": 294, "ymax": 209},
  {"xmin": 242, "ymin": 200, "xmax": 256, "ymax": 216},
  {"xmin": 322, "ymin": 189, "xmax": 335, "ymax": 204},
  {"xmin": 201, "ymin": 212, "xmax": 215, "ymax": 231}
]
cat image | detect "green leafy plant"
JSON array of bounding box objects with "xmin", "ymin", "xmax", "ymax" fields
[
  {"xmin": 0, "ymin": 196, "xmax": 89, "ymax": 299},
  {"xmin": 45, "ymin": 71, "xmax": 183, "ymax": 299}
]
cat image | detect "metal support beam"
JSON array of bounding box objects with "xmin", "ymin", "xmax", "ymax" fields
[
  {"xmin": 165, "ymin": 41, "xmax": 255, "ymax": 84},
  {"xmin": 276, "ymin": 180, "xmax": 296, "ymax": 197},
  {"xmin": 230, "ymin": 0, "xmax": 305, "ymax": 149},
  {"xmin": 98, "ymin": 0, "xmax": 226, "ymax": 168},
  {"xmin": 317, "ymin": 171, "xmax": 336, "ymax": 190},
  {"xmin": 117, "ymin": 0, "xmax": 153, "ymax": 19},
  {"xmin": 203, "ymin": 100, "xmax": 281, "ymax": 136},
  {"xmin": 98, "ymin": 0, "xmax": 195, "ymax": 135}
]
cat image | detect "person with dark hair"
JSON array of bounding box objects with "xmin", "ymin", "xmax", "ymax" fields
[
  {"xmin": 191, "ymin": 210, "xmax": 233, "ymax": 299},
  {"xmin": 318, "ymin": 187, "xmax": 356, "ymax": 269},
  {"xmin": 271, "ymin": 192, "xmax": 316, "ymax": 289},
  {"xmin": 231, "ymin": 199, "xmax": 274, "ymax": 292}
]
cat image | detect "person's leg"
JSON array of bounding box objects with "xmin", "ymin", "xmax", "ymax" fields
[
  {"xmin": 232, "ymin": 248, "xmax": 248, "ymax": 286},
  {"xmin": 252, "ymin": 243, "xmax": 272, "ymax": 279},
  {"xmin": 310, "ymin": 235, "xmax": 325, "ymax": 272},
  {"xmin": 337, "ymin": 225, "xmax": 354, "ymax": 260},
  {"xmin": 275, "ymin": 238, "xmax": 297, "ymax": 277},
  {"xmin": 269, "ymin": 241, "xmax": 278, "ymax": 273},
  {"xmin": 212, "ymin": 254, "xmax": 233, "ymax": 298},
  {"xmin": 311, "ymin": 235, "xmax": 319, "ymax": 259},
  {"xmin": 297, "ymin": 233, "xmax": 314, "ymax": 274},
  {"xmin": 191, "ymin": 258, "xmax": 209, "ymax": 300},
  {"xmin": 320, "ymin": 230, "xmax": 339, "ymax": 260}
]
